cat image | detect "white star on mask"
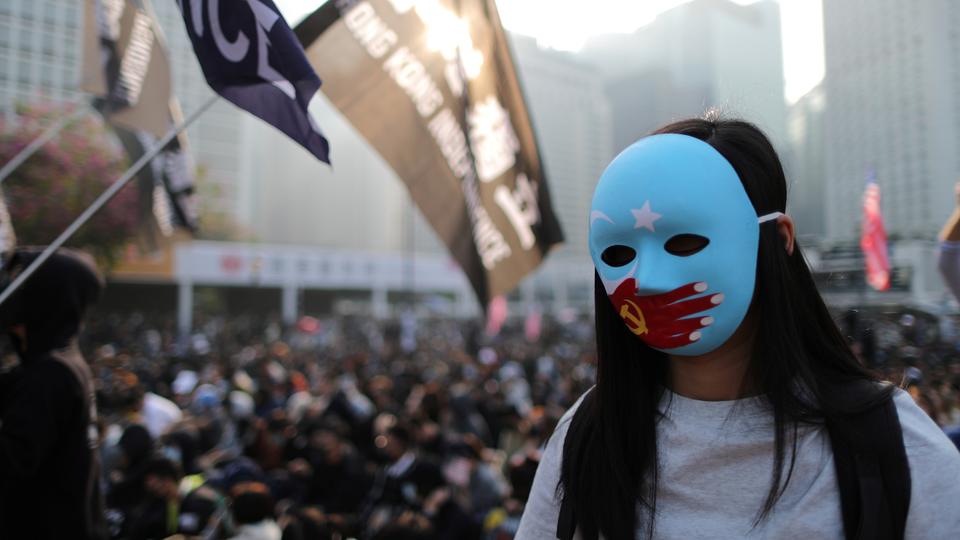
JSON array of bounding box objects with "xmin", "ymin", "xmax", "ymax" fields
[{"xmin": 632, "ymin": 201, "xmax": 662, "ymax": 231}]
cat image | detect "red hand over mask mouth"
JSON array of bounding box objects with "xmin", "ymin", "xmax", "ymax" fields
[
  {"xmin": 608, "ymin": 278, "xmax": 723, "ymax": 350},
  {"xmin": 589, "ymin": 134, "xmax": 782, "ymax": 355}
]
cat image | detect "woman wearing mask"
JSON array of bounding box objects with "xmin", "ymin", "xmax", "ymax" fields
[{"xmin": 517, "ymin": 116, "xmax": 960, "ymax": 539}]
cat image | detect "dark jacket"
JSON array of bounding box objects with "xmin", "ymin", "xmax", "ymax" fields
[{"xmin": 0, "ymin": 248, "xmax": 107, "ymax": 539}]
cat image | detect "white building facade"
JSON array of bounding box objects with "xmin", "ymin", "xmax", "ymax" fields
[
  {"xmin": 173, "ymin": 240, "xmax": 476, "ymax": 333},
  {"xmin": 0, "ymin": 0, "xmax": 245, "ymax": 216}
]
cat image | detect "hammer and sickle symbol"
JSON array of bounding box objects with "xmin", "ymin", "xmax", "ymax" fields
[{"xmin": 619, "ymin": 299, "xmax": 648, "ymax": 336}]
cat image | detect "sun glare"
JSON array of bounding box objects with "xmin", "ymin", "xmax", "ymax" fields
[{"xmin": 274, "ymin": 0, "xmax": 824, "ymax": 103}]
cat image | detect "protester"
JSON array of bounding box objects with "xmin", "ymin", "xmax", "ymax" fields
[
  {"xmin": 229, "ymin": 482, "xmax": 282, "ymax": 540},
  {"xmin": 0, "ymin": 248, "xmax": 108, "ymax": 539},
  {"xmin": 23, "ymin": 250, "xmax": 948, "ymax": 539},
  {"xmin": 123, "ymin": 457, "xmax": 183, "ymax": 540},
  {"xmin": 74, "ymin": 307, "xmax": 592, "ymax": 540},
  {"xmin": 937, "ymin": 181, "xmax": 960, "ymax": 301},
  {"xmin": 934, "ymin": 180, "xmax": 960, "ymax": 452},
  {"xmin": 108, "ymin": 423, "xmax": 156, "ymax": 513},
  {"xmin": 518, "ymin": 116, "xmax": 960, "ymax": 539}
]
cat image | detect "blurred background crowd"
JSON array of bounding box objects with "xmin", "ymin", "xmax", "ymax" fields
[
  {"xmin": 71, "ymin": 311, "xmax": 594, "ymax": 539},
  {"xmin": 2, "ymin": 305, "xmax": 947, "ymax": 540}
]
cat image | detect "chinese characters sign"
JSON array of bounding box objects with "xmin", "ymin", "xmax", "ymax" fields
[{"xmin": 295, "ymin": 0, "xmax": 563, "ymax": 306}]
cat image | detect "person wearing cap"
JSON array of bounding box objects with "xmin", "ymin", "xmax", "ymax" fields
[
  {"xmin": 229, "ymin": 481, "xmax": 282, "ymax": 540},
  {"xmin": 178, "ymin": 485, "xmax": 226, "ymax": 537},
  {"xmin": 123, "ymin": 456, "xmax": 184, "ymax": 539},
  {"xmin": 106, "ymin": 423, "xmax": 156, "ymax": 531},
  {"xmin": 0, "ymin": 248, "xmax": 108, "ymax": 539},
  {"xmin": 364, "ymin": 421, "xmax": 446, "ymax": 521}
]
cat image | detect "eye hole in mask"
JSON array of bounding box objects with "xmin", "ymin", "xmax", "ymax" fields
[
  {"xmin": 601, "ymin": 245, "xmax": 636, "ymax": 267},
  {"xmin": 664, "ymin": 234, "xmax": 710, "ymax": 257}
]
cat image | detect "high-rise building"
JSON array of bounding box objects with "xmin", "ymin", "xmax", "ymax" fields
[
  {"xmin": 510, "ymin": 34, "xmax": 613, "ymax": 307},
  {"xmin": 822, "ymin": 0, "xmax": 960, "ymax": 242},
  {"xmin": 235, "ymin": 97, "xmax": 415, "ymax": 253},
  {"xmin": 0, "ymin": 0, "xmax": 245, "ymax": 217},
  {"xmin": 237, "ymin": 33, "xmax": 614, "ymax": 311},
  {"xmin": 580, "ymin": 0, "xmax": 787, "ymax": 154},
  {"xmin": 511, "ymin": 35, "xmax": 613, "ymax": 264},
  {"xmin": 786, "ymin": 83, "xmax": 826, "ymax": 241},
  {"xmin": 0, "ymin": 1, "xmax": 82, "ymax": 109}
]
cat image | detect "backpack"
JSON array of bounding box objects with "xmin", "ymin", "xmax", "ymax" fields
[{"xmin": 556, "ymin": 386, "xmax": 911, "ymax": 540}]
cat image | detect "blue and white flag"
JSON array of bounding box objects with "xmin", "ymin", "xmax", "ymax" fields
[{"xmin": 177, "ymin": 0, "xmax": 330, "ymax": 163}]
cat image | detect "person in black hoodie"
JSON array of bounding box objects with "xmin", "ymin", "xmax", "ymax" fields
[
  {"xmin": 106, "ymin": 423, "xmax": 156, "ymax": 532},
  {"xmin": 0, "ymin": 248, "xmax": 108, "ymax": 539}
]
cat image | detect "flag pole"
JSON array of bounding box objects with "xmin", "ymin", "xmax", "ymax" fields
[
  {"xmin": 0, "ymin": 95, "xmax": 218, "ymax": 307},
  {"xmin": 0, "ymin": 103, "xmax": 92, "ymax": 187}
]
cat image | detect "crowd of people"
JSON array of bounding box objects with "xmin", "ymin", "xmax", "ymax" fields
[
  {"xmin": 4, "ymin": 247, "xmax": 960, "ymax": 539},
  {"xmin": 3, "ymin": 269, "xmax": 960, "ymax": 538},
  {"xmin": 72, "ymin": 310, "xmax": 596, "ymax": 539},
  {"xmin": 2, "ymin": 243, "xmax": 959, "ymax": 540},
  {"xmin": 845, "ymin": 308, "xmax": 960, "ymax": 438},
  {"xmin": 27, "ymin": 298, "xmax": 946, "ymax": 540}
]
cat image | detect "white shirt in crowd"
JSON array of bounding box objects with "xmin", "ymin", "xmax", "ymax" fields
[{"xmin": 141, "ymin": 392, "xmax": 182, "ymax": 439}]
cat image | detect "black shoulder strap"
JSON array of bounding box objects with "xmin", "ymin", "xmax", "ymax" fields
[
  {"xmin": 557, "ymin": 490, "xmax": 575, "ymax": 540},
  {"xmin": 827, "ymin": 391, "xmax": 911, "ymax": 540}
]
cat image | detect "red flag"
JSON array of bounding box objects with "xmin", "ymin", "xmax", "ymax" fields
[
  {"xmin": 524, "ymin": 308, "xmax": 542, "ymax": 342},
  {"xmin": 486, "ymin": 295, "xmax": 508, "ymax": 336},
  {"xmin": 296, "ymin": 316, "xmax": 322, "ymax": 335},
  {"xmin": 861, "ymin": 178, "xmax": 890, "ymax": 291}
]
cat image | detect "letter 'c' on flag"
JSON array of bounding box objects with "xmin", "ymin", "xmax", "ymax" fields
[{"xmin": 177, "ymin": 0, "xmax": 331, "ymax": 164}]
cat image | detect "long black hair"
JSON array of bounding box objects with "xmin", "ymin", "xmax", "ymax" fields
[{"xmin": 559, "ymin": 115, "xmax": 892, "ymax": 539}]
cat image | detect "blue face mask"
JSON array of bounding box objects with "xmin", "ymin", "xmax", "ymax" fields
[{"xmin": 589, "ymin": 134, "xmax": 781, "ymax": 356}]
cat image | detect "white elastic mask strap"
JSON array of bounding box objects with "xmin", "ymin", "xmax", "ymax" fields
[{"xmin": 758, "ymin": 211, "xmax": 784, "ymax": 224}]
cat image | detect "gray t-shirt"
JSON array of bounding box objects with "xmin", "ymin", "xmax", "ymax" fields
[{"xmin": 516, "ymin": 388, "xmax": 960, "ymax": 539}]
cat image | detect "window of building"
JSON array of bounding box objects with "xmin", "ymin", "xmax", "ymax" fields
[
  {"xmin": 0, "ymin": 23, "xmax": 11, "ymax": 49},
  {"xmin": 63, "ymin": 37, "xmax": 77, "ymax": 62},
  {"xmin": 62, "ymin": 64, "xmax": 75, "ymax": 85},
  {"xmin": 17, "ymin": 28, "xmax": 34, "ymax": 52},
  {"xmin": 41, "ymin": 62, "xmax": 56, "ymax": 87},
  {"xmin": 41, "ymin": 31, "xmax": 55, "ymax": 57},
  {"xmin": 43, "ymin": 1, "xmax": 58, "ymax": 26},
  {"xmin": 17, "ymin": 59, "xmax": 30, "ymax": 84},
  {"xmin": 63, "ymin": 2, "xmax": 78, "ymax": 21}
]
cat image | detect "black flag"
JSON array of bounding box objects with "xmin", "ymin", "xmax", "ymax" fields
[
  {"xmin": 296, "ymin": 0, "xmax": 563, "ymax": 307},
  {"xmin": 81, "ymin": 0, "xmax": 198, "ymax": 237}
]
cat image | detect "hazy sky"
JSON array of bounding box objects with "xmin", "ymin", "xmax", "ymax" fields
[{"xmin": 274, "ymin": 0, "xmax": 824, "ymax": 104}]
